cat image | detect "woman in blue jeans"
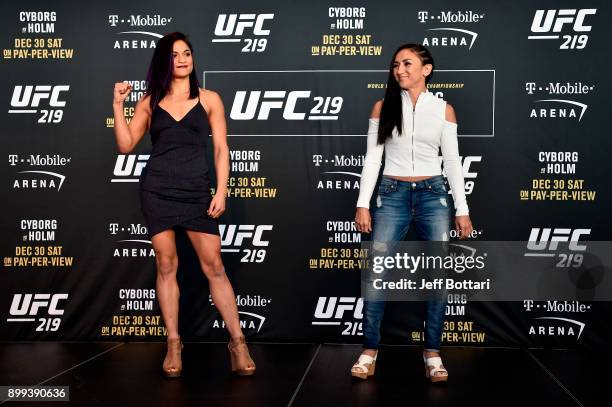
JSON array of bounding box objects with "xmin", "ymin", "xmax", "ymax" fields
[{"xmin": 351, "ymin": 43, "xmax": 473, "ymax": 382}]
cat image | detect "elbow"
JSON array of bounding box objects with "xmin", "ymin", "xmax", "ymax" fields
[
  {"xmin": 442, "ymin": 156, "xmax": 462, "ymax": 175},
  {"xmin": 442, "ymin": 155, "xmax": 461, "ymax": 166},
  {"xmin": 443, "ymin": 160, "xmax": 462, "ymax": 175},
  {"xmin": 440, "ymin": 146, "xmax": 461, "ymax": 167},
  {"xmin": 215, "ymin": 144, "xmax": 229, "ymax": 157},
  {"xmin": 117, "ymin": 144, "xmax": 133, "ymax": 154}
]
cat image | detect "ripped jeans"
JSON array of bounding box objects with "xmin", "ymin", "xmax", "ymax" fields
[{"xmin": 362, "ymin": 175, "xmax": 452, "ymax": 352}]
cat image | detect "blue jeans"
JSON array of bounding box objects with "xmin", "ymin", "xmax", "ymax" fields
[{"xmin": 362, "ymin": 175, "xmax": 452, "ymax": 352}]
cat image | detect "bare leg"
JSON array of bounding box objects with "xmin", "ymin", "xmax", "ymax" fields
[
  {"xmin": 152, "ymin": 229, "xmax": 180, "ymax": 339},
  {"xmin": 151, "ymin": 229, "xmax": 182, "ymax": 376},
  {"xmin": 186, "ymin": 230, "xmax": 255, "ymax": 373},
  {"xmin": 185, "ymin": 230, "xmax": 242, "ymax": 339}
]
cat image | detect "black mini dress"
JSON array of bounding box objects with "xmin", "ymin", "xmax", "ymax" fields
[{"xmin": 139, "ymin": 95, "xmax": 219, "ymax": 239}]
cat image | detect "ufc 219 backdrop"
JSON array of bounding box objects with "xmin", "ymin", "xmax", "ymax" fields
[{"xmin": 1, "ymin": 0, "xmax": 611, "ymax": 350}]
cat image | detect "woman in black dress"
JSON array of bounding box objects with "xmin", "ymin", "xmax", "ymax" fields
[{"xmin": 112, "ymin": 32, "xmax": 255, "ymax": 377}]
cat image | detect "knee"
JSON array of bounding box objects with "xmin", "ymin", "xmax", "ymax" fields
[
  {"xmin": 155, "ymin": 253, "xmax": 178, "ymax": 278},
  {"xmin": 201, "ymin": 257, "xmax": 225, "ymax": 280}
]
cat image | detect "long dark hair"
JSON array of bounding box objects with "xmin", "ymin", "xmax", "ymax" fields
[
  {"xmin": 378, "ymin": 43, "xmax": 434, "ymax": 144},
  {"xmin": 145, "ymin": 32, "xmax": 200, "ymax": 111}
]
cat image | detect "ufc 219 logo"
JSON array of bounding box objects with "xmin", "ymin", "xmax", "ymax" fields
[
  {"xmin": 111, "ymin": 154, "xmax": 150, "ymax": 183},
  {"xmin": 8, "ymin": 85, "xmax": 69, "ymax": 123},
  {"xmin": 440, "ymin": 156, "xmax": 481, "ymax": 195},
  {"xmin": 528, "ymin": 9, "xmax": 597, "ymax": 49},
  {"xmin": 212, "ymin": 14, "xmax": 274, "ymax": 52},
  {"xmin": 525, "ymin": 228, "xmax": 590, "ymax": 268},
  {"xmin": 7, "ymin": 293, "xmax": 68, "ymax": 332},
  {"xmin": 312, "ymin": 297, "xmax": 363, "ymax": 336},
  {"xmin": 220, "ymin": 224, "xmax": 273, "ymax": 263},
  {"xmin": 230, "ymin": 91, "xmax": 343, "ymax": 121}
]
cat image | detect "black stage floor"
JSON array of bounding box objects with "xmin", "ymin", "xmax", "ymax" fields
[{"xmin": 0, "ymin": 342, "xmax": 603, "ymax": 406}]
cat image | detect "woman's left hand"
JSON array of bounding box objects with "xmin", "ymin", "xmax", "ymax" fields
[
  {"xmin": 207, "ymin": 194, "xmax": 226, "ymax": 218},
  {"xmin": 455, "ymin": 215, "xmax": 473, "ymax": 240}
]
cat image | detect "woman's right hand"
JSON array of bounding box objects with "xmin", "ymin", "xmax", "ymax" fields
[
  {"xmin": 355, "ymin": 207, "xmax": 372, "ymax": 233},
  {"xmin": 113, "ymin": 82, "xmax": 132, "ymax": 104}
]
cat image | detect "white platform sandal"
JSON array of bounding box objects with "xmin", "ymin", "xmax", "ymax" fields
[
  {"xmin": 423, "ymin": 355, "xmax": 448, "ymax": 383},
  {"xmin": 351, "ymin": 352, "xmax": 377, "ymax": 379}
]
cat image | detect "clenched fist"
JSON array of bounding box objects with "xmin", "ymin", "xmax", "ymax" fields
[{"xmin": 113, "ymin": 82, "xmax": 132, "ymax": 104}]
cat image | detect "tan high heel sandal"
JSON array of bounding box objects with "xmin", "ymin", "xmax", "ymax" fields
[
  {"xmin": 228, "ymin": 336, "xmax": 256, "ymax": 376},
  {"xmin": 350, "ymin": 352, "xmax": 377, "ymax": 380},
  {"xmin": 163, "ymin": 337, "xmax": 183, "ymax": 378}
]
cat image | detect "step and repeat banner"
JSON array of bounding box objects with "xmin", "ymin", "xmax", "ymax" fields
[{"xmin": 1, "ymin": 0, "xmax": 611, "ymax": 349}]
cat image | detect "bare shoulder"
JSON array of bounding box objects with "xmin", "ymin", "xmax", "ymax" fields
[
  {"xmin": 135, "ymin": 94, "xmax": 152, "ymax": 115},
  {"xmin": 200, "ymin": 88, "xmax": 223, "ymax": 113},
  {"xmin": 445, "ymin": 102, "xmax": 457, "ymax": 123},
  {"xmin": 200, "ymin": 88, "xmax": 223, "ymax": 104},
  {"xmin": 370, "ymin": 99, "xmax": 383, "ymax": 119}
]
